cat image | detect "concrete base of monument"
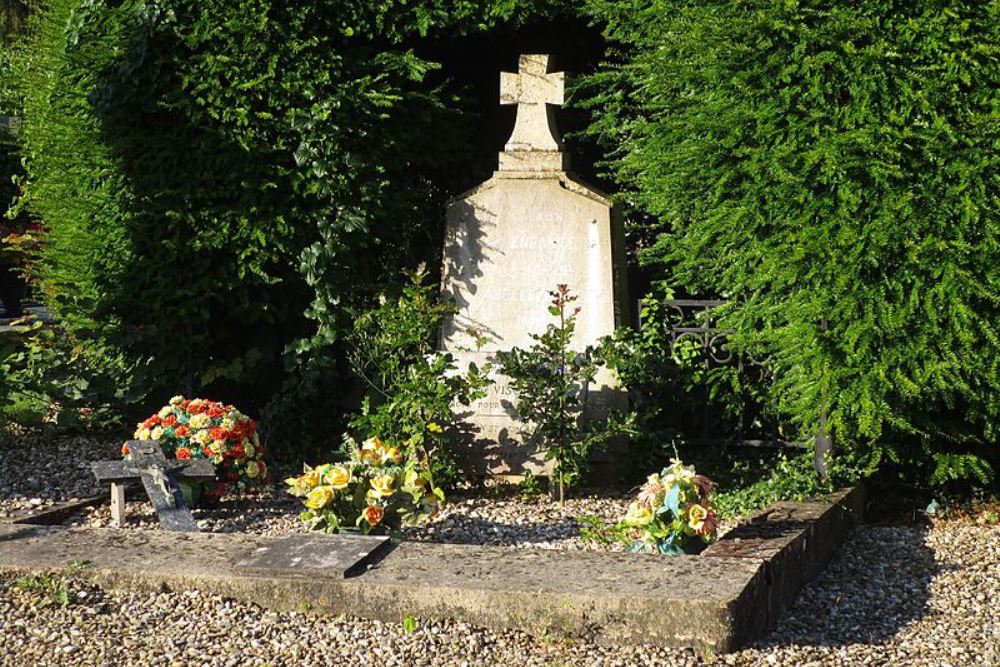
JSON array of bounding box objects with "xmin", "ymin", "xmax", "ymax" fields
[{"xmin": 0, "ymin": 486, "xmax": 864, "ymax": 653}]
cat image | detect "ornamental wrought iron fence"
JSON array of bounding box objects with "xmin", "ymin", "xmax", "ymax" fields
[{"xmin": 640, "ymin": 298, "xmax": 833, "ymax": 476}]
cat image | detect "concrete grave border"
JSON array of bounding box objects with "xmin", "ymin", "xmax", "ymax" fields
[{"xmin": 0, "ymin": 485, "xmax": 865, "ymax": 653}]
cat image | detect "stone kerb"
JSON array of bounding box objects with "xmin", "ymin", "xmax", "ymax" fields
[{"xmin": 0, "ymin": 485, "xmax": 865, "ymax": 653}]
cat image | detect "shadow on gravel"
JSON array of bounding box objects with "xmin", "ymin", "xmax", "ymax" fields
[
  {"xmin": 0, "ymin": 525, "xmax": 47, "ymax": 544},
  {"xmin": 408, "ymin": 515, "xmax": 584, "ymax": 547},
  {"xmin": 749, "ymin": 524, "xmax": 942, "ymax": 649}
]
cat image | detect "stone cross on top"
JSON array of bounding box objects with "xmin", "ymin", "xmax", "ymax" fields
[{"xmin": 499, "ymin": 54, "xmax": 566, "ymax": 171}]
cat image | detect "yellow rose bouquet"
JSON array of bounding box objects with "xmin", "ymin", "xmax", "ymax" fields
[
  {"xmin": 617, "ymin": 459, "xmax": 717, "ymax": 555},
  {"xmin": 286, "ymin": 436, "xmax": 444, "ymax": 534}
]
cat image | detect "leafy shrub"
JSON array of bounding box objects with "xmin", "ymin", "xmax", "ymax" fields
[
  {"xmin": 0, "ymin": 324, "xmax": 17, "ymax": 428},
  {"xmin": 582, "ymin": 0, "xmax": 1000, "ymax": 488},
  {"xmin": 598, "ymin": 291, "xmax": 743, "ymax": 476},
  {"xmin": 498, "ymin": 285, "xmax": 631, "ymax": 503},
  {"xmin": 347, "ymin": 267, "xmax": 491, "ymax": 487},
  {"xmin": 12, "ymin": 0, "xmax": 311, "ymax": 419},
  {"xmin": 707, "ymin": 450, "xmax": 872, "ymax": 519},
  {"xmin": 9, "ymin": 0, "xmax": 561, "ymax": 446},
  {"xmin": 0, "ymin": 320, "xmax": 130, "ymax": 430}
]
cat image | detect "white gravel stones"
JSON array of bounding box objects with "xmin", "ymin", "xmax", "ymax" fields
[
  {"xmin": 4, "ymin": 432, "xmax": 1000, "ymax": 665},
  {"xmin": 730, "ymin": 521, "xmax": 1000, "ymax": 666},
  {"xmin": 405, "ymin": 493, "xmax": 633, "ymax": 550},
  {"xmin": 2, "ymin": 519, "xmax": 998, "ymax": 665},
  {"xmin": 0, "ymin": 572, "xmax": 702, "ymax": 667},
  {"xmin": 0, "ymin": 432, "xmax": 121, "ymax": 518}
]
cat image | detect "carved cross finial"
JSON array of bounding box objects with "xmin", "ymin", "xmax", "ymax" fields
[{"xmin": 500, "ymin": 54, "xmax": 564, "ymax": 153}]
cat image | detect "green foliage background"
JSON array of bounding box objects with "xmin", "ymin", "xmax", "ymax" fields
[
  {"xmin": 582, "ymin": 0, "xmax": 1000, "ymax": 486},
  {"xmin": 5, "ymin": 0, "xmax": 1000, "ymax": 492},
  {"xmin": 5, "ymin": 0, "xmax": 566, "ymax": 452}
]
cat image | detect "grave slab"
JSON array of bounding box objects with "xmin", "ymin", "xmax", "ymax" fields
[
  {"xmin": 0, "ymin": 485, "xmax": 865, "ymax": 653},
  {"xmin": 234, "ymin": 533, "xmax": 391, "ymax": 578}
]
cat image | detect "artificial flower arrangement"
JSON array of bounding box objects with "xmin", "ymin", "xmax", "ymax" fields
[
  {"xmin": 285, "ymin": 435, "xmax": 444, "ymax": 534},
  {"xmin": 618, "ymin": 459, "xmax": 717, "ymax": 555},
  {"xmin": 125, "ymin": 396, "xmax": 268, "ymax": 500}
]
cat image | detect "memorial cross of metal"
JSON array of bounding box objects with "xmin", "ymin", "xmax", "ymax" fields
[
  {"xmin": 500, "ymin": 54, "xmax": 565, "ymax": 152},
  {"xmin": 90, "ymin": 440, "xmax": 215, "ymax": 532}
]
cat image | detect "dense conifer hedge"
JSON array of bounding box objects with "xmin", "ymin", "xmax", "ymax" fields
[{"xmin": 583, "ymin": 0, "xmax": 1000, "ymax": 484}]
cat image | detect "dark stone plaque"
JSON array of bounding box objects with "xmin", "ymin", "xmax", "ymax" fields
[{"xmin": 234, "ymin": 533, "xmax": 393, "ymax": 578}]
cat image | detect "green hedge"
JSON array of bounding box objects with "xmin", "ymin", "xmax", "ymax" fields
[
  {"xmin": 10, "ymin": 0, "xmax": 566, "ymax": 450},
  {"xmin": 583, "ymin": 0, "xmax": 1000, "ymax": 486}
]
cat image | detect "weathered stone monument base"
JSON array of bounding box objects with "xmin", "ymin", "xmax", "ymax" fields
[{"xmin": 0, "ymin": 486, "xmax": 865, "ymax": 653}]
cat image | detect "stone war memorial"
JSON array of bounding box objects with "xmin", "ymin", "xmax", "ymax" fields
[{"xmin": 440, "ymin": 54, "xmax": 629, "ymax": 476}]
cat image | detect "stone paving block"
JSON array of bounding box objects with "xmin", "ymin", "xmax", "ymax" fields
[{"xmin": 234, "ymin": 533, "xmax": 392, "ymax": 578}]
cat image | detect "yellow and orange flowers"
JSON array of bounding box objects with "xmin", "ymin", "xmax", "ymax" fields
[
  {"xmin": 623, "ymin": 501, "xmax": 654, "ymax": 527},
  {"xmin": 363, "ymin": 505, "xmax": 385, "ymax": 526},
  {"xmin": 369, "ymin": 475, "xmax": 396, "ymax": 499},
  {"xmin": 686, "ymin": 503, "xmax": 708, "ymax": 532},
  {"xmin": 617, "ymin": 459, "xmax": 717, "ymax": 555},
  {"xmin": 305, "ymin": 485, "xmax": 334, "ymax": 510},
  {"xmin": 286, "ymin": 435, "xmax": 443, "ymax": 535},
  {"xmin": 323, "ymin": 466, "xmax": 351, "ymax": 489}
]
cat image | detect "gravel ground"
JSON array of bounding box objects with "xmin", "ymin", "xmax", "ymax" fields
[
  {"xmin": 1, "ymin": 520, "xmax": 997, "ymax": 666},
  {"xmin": 0, "ymin": 432, "xmax": 691, "ymax": 547},
  {"xmin": 2, "ymin": 432, "xmax": 999, "ymax": 665}
]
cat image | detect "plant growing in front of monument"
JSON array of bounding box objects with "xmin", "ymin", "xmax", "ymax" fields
[
  {"xmin": 497, "ymin": 285, "xmax": 628, "ymax": 505},
  {"xmin": 286, "ymin": 435, "xmax": 442, "ymax": 534},
  {"xmin": 347, "ymin": 266, "xmax": 491, "ymax": 488},
  {"xmin": 128, "ymin": 396, "xmax": 268, "ymax": 500},
  {"xmin": 518, "ymin": 469, "xmax": 543, "ymax": 499},
  {"xmin": 617, "ymin": 459, "xmax": 718, "ymax": 555}
]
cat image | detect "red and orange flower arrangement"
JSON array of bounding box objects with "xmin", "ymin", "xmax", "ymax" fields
[{"xmin": 125, "ymin": 396, "xmax": 268, "ymax": 500}]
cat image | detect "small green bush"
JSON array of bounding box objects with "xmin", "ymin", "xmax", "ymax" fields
[
  {"xmin": 498, "ymin": 285, "xmax": 632, "ymax": 503},
  {"xmin": 347, "ymin": 267, "xmax": 491, "ymax": 487}
]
